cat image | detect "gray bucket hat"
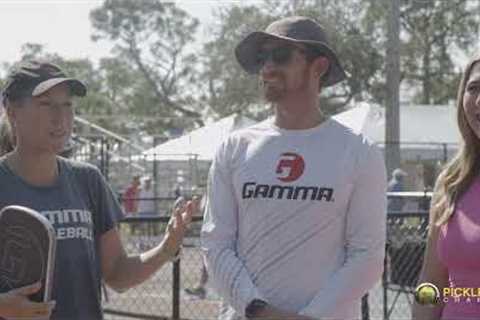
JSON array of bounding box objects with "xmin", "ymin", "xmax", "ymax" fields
[{"xmin": 235, "ymin": 16, "xmax": 347, "ymax": 87}]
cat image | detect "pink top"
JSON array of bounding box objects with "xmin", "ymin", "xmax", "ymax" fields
[{"xmin": 437, "ymin": 177, "xmax": 480, "ymax": 319}]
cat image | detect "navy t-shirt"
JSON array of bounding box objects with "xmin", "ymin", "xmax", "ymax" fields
[{"xmin": 0, "ymin": 157, "xmax": 120, "ymax": 320}]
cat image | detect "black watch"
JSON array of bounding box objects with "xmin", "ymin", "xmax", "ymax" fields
[{"xmin": 245, "ymin": 299, "xmax": 268, "ymax": 318}]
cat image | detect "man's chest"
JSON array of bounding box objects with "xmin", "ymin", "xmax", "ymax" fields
[{"xmin": 230, "ymin": 141, "xmax": 355, "ymax": 215}]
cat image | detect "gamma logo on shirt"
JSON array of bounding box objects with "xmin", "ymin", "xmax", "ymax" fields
[
  {"xmin": 276, "ymin": 152, "xmax": 305, "ymax": 182},
  {"xmin": 242, "ymin": 152, "xmax": 334, "ymax": 202}
]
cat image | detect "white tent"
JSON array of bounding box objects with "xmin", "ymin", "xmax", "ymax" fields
[
  {"xmin": 141, "ymin": 105, "xmax": 460, "ymax": 161},
  {"xmin": 136, "ymin": 113, "xmax": 257, "ymax": 197},
  {"xmin": 141, "ymin": 113, "xmax": 257, "ymax": 161},
  {"xmin": 333, "ymin": 103, "xmax": 460, "ymax": 144},
  {"xmin": 332, "ymin": 103, "xmax": 460, "ymax": 160}
]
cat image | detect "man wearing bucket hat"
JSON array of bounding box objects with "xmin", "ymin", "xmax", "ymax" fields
[{"xmin": 202, "ymin": 16, "xmax": 386, "ymax": 319}]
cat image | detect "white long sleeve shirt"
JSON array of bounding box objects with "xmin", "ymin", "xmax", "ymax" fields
[{"xmin": 201, "ymin": 118, "xmax": 387, "ymax": 320}]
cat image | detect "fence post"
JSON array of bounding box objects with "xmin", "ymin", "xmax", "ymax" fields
[
  {"xmin": 442, "ymin": 143, "xmax": 448, "ymax": 163},
  {"xmin": 383, "ymin": 245, "xmax": 389, "ymax": 320},
  {"xmin": 172, "ymin": 260, "xmax": 181, "ymax": 320},
  {"xmin": 361, "ymin": 294, "xmax": 369, "ymax": 320}
]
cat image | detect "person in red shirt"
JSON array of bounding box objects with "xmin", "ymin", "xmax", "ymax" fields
[{"xmin": 123, "ymin": 175, "xmax": 141, "ymax": 215}]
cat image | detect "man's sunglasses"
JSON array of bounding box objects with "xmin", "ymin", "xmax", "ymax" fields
[{"xmin": 255, "ymin": 44, "xmax": 315, "ymax": 69}]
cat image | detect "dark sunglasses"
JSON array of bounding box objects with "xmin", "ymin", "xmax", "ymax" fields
[{"xmin": 255, "ymin": 45, "xmax": 315, "ymax": 69}]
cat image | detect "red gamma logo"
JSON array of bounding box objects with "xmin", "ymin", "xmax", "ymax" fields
[{"xmin": 276, "ymin": 153, "xmax": 305, "ymax": 182}]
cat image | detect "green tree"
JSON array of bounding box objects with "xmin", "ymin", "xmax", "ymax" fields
[
  {"xmin": 90, "ymin": 0, "xmax": 202, "ymax": 130},
  {"xmin": 263, "ymin": 0, "xmax": 384, "ymax": 107},
  {"xmin": 0, "ymin": 43, "xmax": 130, "ymax": 135},
  {"xmin": 364, "ymin": 0, "xmax": 480, "ymax": 105},
  {"xmin": 0, "ymin": 43, "xmax": 174, "ymax": 138},
  {"xmin": 200, "ymin": 0, "xmax": 384, "ymax": 119},
  {"xmin": 199, "ymin": 5, "xmax": 270, "ymax": 120}
]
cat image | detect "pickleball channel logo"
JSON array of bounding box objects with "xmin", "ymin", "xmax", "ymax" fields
[
  {"xmin": 276, "ymin": 153, "xmax": 305, "ymax": 182},
  {"xmin": 415, "ymin": 282, "xmax": 441, "ymax": 305}
]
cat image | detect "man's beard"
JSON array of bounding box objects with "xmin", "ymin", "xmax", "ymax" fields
[
  {"xmin": 260, "ymin": 69, "xmax": 310, "ymax": 103},
  {"xmin": 263, "ymin": 83, "xmax": 285, "ymax": 102},
  {"xmin": 260, "ymin": 72, "xmax": 286, "ymax": 102}
]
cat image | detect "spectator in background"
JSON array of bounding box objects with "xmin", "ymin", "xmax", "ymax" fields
[
  {"xmin": 138, "ymin": 177, "xmax": 156, "ymax": 216},
  {"xmin": 387, "ymin": 168, "xmax": 408, "ymax": 212},
  {"xmin": 123, "ymin": 175, "xmax": 141, "ymax": 215},
  {"xmin": 173, "ymin": 182, "xmax": 183, "ymax": 199}
]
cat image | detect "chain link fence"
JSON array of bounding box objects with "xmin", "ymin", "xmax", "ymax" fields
[
  {"xmin": 67, "ymin": 134, "xmax": 439, "ymax": 319},
  {"xmin": 68, "ymin": 129, "xmax": 449, "ymax": 319},
  {"xmin": 103, "ymin": 215, "xmax": 220, "ymax": 320},
  {"xmin": 362, "ymin": 192, "xmax": 430, "ymax": 320},
  {"xmin": 100, "ymin": 193, "xmax": 432, "ymax": 320},
  {"xmin": 381, "ymin": 212, "xmax": 429, "ymax": 320}
]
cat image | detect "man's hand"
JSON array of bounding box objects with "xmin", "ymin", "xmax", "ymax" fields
[
  {"xmin": 0, "ymin": 282, "xmax": 56, "ymax": 318},
  {"xmin": 163, "ymin": 197, "xmax": 200, "ymax": 258}
]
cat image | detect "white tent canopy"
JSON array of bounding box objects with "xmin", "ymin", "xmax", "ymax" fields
[
  {"xmin": 141, "ymin": 113, "xmax": 257, "ymax": 161},
  {"xmin": 139, "ymin": 104, "xmax": 460, "ymax": 162},
  {"xmin": 332, "ymin": 103, "xmax": 461, "ymax": 146}
]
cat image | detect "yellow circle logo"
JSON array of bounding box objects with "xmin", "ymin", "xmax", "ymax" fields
[{"xmin": 415, "ymin": 282, "xmax": 440, "ymax": 305}]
